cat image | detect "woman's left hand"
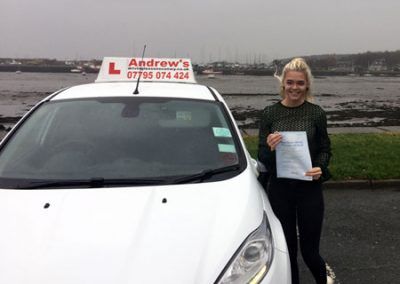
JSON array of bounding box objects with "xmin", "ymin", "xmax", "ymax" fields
[{"xmin": 305, "ymin": 167, "xmax": 322, "ymax": 180}]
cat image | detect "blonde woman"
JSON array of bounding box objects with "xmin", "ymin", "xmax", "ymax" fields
[{"xmin": 258, "ymin": 58, "xmax": 335, "ymax": 284}]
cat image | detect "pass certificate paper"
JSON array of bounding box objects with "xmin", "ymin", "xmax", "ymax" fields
[{"xmin": 276, "ymin": 131, "xmax": 313, "ymax": 181}]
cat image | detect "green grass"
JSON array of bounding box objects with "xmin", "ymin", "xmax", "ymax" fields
[{"xmin": 243, "ymin": 133, "xmax": 400, "ymax": 180}]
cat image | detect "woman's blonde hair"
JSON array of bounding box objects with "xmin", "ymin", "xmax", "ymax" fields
[{"xmin": 274, "ymin": 57, "xmax": 314, "ymax": 101}]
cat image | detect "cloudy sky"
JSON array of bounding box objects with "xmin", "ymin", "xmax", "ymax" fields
[{"xmin": 1, "ymin": 0, "xmax": 399, "ymax": 63}]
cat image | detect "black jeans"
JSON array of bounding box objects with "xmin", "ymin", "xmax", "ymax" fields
[{"xmin": 268, "ymin": 178, "xmax": 327, "ymax": 284}]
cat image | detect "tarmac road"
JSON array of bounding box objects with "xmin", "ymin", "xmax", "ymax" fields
[{"xmin": 298, "ymin": 187, "xmax": 400, "ymax": 284}]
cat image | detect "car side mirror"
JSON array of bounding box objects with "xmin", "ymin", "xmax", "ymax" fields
[
  {"xmin": 254, "ymin": 159, "xmax": 267, "ymax": 173},
  {"xmin": 250, "ymin": 158, "xmax": 268, "ymax": 173}
]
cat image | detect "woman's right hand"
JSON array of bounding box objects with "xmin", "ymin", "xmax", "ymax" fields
[{"xmin": 266, "ymin": 132, "xmax": 282, "ymax": 151}]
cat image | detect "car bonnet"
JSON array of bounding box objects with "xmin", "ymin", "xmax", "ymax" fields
[{"xmin": 0, "ymin": 169, "xmax": 265, "ymax": 284}]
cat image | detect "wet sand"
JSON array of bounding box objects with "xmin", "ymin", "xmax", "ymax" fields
[
  {"xmin": 0, "ymin": 91, "xmax": 399, "ymax": 131},
  {"xmin": 229, "ymin": 93, "xmax": 400, "ymax": 128},
  {"xmin": 1, "ymin": 73, "xmax": 399, "ymax": 130},
  {"xmin": 230, "ymin": 101, "xmax": 400, "ymax": 129}
]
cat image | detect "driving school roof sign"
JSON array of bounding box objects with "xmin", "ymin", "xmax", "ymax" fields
[{"xmin": 96, "ymin": 57, "xmax": 196, "ymax": 83}]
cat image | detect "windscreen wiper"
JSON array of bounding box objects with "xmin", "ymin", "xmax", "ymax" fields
[
  {"xmin": 18, "ymin": 177, "xmax": 166, "ymax": 189},
  {"xmin": 170, "ymin": 164, "xmax": 241, "ymax": 184}
]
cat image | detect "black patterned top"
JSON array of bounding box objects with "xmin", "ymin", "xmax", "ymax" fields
[{"xmin": 257, "ymin": 101, "xmax": 331, "ymax": 181}]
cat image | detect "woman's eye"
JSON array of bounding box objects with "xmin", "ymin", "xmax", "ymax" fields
[{"xmin": 285, "ymin": 80, "xmax": 305, "ymax": 86}]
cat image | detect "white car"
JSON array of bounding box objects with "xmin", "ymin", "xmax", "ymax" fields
[{"xmin": 0, "ymin": 58, "xmax": 290, "ymax": 284}]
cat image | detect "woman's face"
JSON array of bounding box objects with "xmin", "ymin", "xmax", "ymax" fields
[{"xmin": 282, "ymin": 71, "xmax": 308, "ymax": 106}]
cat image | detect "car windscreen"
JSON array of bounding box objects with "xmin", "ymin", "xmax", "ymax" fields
[{"xmin": 0, "ymin": 97, "xmax": 245, "ymax": 188}]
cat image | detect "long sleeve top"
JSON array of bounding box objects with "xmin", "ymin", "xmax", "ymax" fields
[{"xmin": 257, "ymin": 101, "xmax": 332, "ymax": 181}]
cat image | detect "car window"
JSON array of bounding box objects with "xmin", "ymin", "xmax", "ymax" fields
[{"xmin": 0, "ymin": 97, "xmax": 245, "ymax": 187}]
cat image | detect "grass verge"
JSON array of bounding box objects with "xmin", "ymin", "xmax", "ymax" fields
[{"xmin": 243, "ymin": 133, "xmax": 400, "ymax": 180}]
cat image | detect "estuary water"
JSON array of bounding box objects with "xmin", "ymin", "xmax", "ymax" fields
[{"xmin": 0, "ymin": 72, "xmax": 399, "ymax": 128}]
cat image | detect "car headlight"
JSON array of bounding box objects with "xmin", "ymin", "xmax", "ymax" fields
[{"xmin": 216, "ymin": 213, "xmax": 274, "ymax": 284}]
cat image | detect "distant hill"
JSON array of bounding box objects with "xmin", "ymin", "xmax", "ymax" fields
[{"xmin": 275, "ymin": 50, "xmax": 400, "ymax": 72}]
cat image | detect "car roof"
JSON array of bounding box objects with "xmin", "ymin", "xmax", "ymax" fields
[{"xmin": 51, "ymin": 82, "xmax": 217, "ymax": 102}]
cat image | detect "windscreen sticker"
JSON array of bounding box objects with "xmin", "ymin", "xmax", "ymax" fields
[
  {"xmin": 221, "ymin": 153, "xmax": 238, "ymax": 165},
  {"xmin": 212, "ymin": 127, "xmax": 232, "ymax": 138},
  {"xmin": 176, "ymin": 111, "xmax": 192, "ymax": 121},
  {"xmin": 218, "ymin": 144, "xmax": 236, "ymax": 153}
]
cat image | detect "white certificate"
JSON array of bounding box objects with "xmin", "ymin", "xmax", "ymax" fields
[{"xmin": 276, "ymin": 131, "xmax": 312, "ymax": 181}]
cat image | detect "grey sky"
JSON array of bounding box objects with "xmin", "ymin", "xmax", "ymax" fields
[{"xmin": 1, "ymin": 0, "xmax": 399, "ymax": 63}]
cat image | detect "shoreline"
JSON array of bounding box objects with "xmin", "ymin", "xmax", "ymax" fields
[
  {"xmin": 230, "ymin": 106, "xmax": 400, "ymax": 129},
  {"xmin": 2, "ymin": 67, "xmax": 400, "ymax": 77},
  {"xmin": 0, "ymin": 91, "xmax": 399, "ymax": 130},
  {"xmin": 1, "ymin": 107, "xmax": 399, "ymax": 130}
]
